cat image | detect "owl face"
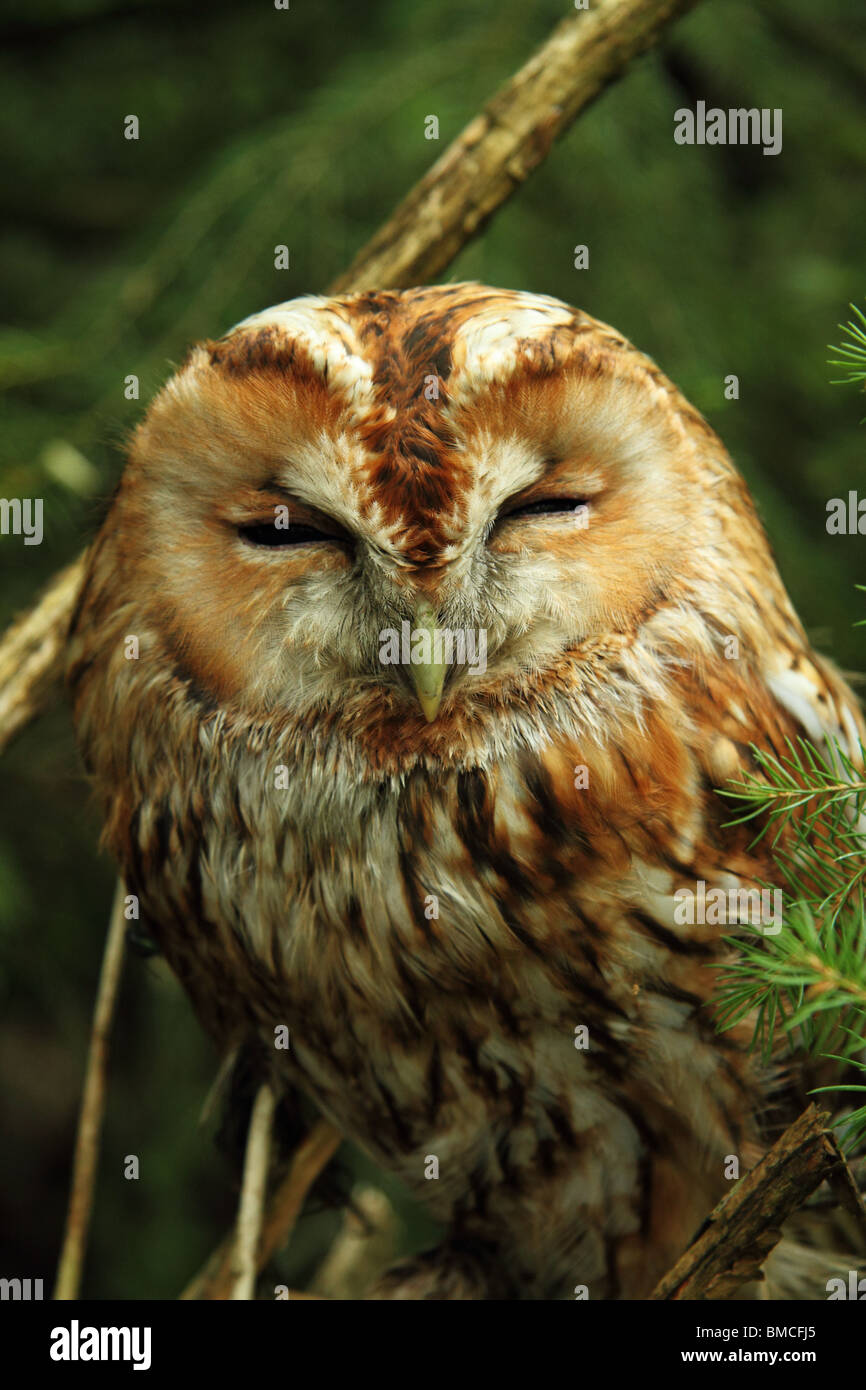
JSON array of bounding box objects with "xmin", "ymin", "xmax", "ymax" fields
[{"xmin": 89, "ymin": 284, "xmax": 769, "ymax": 772}]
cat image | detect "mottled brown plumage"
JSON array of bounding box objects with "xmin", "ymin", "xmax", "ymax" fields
[{"xmin": 67, "ymin": 285, "xmax": 863, "ymax": 1298}]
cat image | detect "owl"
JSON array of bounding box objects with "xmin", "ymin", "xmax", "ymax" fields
[{"xmin": 66, "ymin": 284, "xmax": 863, "ymax": 1300}]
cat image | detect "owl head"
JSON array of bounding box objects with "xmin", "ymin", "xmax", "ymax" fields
[{"xmin": 69, "ymin": 284, "xmax": 793, "ymax": 778}]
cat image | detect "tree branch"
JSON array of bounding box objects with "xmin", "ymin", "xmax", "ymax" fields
[
  {"xmin": 180, "ymin": 1118, "xmax": 342, "ymax": 1300},
  {"xmin": 229, "ymin": 1082, "xmax": 277, "ymax": 1300},
  {"xmin": 650, "ymin": 1104, "xmax": 866, "ymax": 1300},
  {"xmin": 53, "ymin": 881, "xmax": 128, "ymax": 1300},
  {"xmin": 0, "ymin": 562, "xmax": 84, "ymax": 755},
  {"xmin": 331, "ymin": 0, "xmax": 699, "ymax": 293}
]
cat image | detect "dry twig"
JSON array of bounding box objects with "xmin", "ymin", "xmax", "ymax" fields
[
  {"xmin": 651, "ymin": 1105, "xmax": 866, "ymax": 1300},
  {"xmin": 0, "ymin": 562, "xmax": 84, "ymax": 756},
  {"xmin": 229, "ymin": 1082, "xmax": 278, "ymax": 1300},
  {"xmin": 53, "ymin": 881, "xmax": 128, "ymax": 1300},
  {"xmin": 180, "ymin": 1118, "xmax": 342, "ymax": 1300}
]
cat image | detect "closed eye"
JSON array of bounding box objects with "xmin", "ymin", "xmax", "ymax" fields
[
  {"xmin": 237, "ymin": 508, "xmax": 352, "ymax": 549},
  {"xmin": 501, "ymin": 496, "xmax": 588, "ymax": 520},
  {"xmin": 238, "ymin": 521, "xmax": 338, "ymax": 548}
]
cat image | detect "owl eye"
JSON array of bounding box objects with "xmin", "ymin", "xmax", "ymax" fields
[
  {"xmin": 237, "ymin": 520, "xmax": 341, "ymax": 548},
  {"xmin": 502, "ymin": 496, "xmax": 587, "ymax": 520}
]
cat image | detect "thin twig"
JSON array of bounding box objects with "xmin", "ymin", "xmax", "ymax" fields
[
  {"xmin": 310, "ymin": 1186, "xmax": 400, "ymax": 1300},
  {"xmin": 53, "ymin": 881, "xmax": 128, "ymax": 1300},
  {"xmin": 229, "ymin": 1082, "xmax": 277, "ymax": 1300},
  {"xmin": 180, "ymin": 1118, "xmax": 342, "ymax": 1300},
  {"xmin": 824, "ymin": 1142, "xmax": 866, "ymax": 1248}
]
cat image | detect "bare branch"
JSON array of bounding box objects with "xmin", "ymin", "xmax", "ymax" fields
[
  {"xmin": 331, "ymin": 0, "xmax": 699, "ymax": 293},
  {"xmin": 180, "ymin": 1118, "xmax": 341, "ymax": 1300},
  {"xmin": 0, "ymin": 562, "xmax": 84, "ymax": 756},
  {"xmin": 53, "ymin": 881, "xmax": 128, "ymax": 1300},
  {"xmin": 650, "ymin": 1105, "xmax": 866, "ymax": 1300},
  {"xmin": 229, "ymin": 1082, "xmax": 277, "ymax": 1300}
]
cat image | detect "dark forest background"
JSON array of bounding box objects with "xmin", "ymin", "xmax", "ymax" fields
[{"xmin": 0, "ymin": 0, "xmax": 864, "ymax": 1297}]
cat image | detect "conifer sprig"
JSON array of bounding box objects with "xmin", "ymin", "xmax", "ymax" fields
[
  {"xmin": 714, "ymin": 729, "xmax": 866, "ymax": 1150},
  {"xmin": 720, "ymin": 736, "xmax": 866, "ymax": 914},
  {"xmin": 828, "ymin": 301, "xmax": 866, "ymax": 387}
]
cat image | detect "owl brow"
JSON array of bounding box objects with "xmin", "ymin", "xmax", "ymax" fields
[
  {"xmin": 256, "ymin": 479, "xmax": 297, "ymax": 503},
  {"xmin": 249, "ymin": 479, "xmax": 352, "ymax": 538},
  {"xmin": 251, "ymin": 481, "xmax": 319, "ymax": 517}
]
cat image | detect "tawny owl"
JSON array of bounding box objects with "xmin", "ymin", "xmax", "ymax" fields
[{"xmin": 66, "ymin": 284, "xmax": 863, "ymax": 1299}]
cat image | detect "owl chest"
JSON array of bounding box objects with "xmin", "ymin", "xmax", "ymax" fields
[
  {"xmin": 244, "ymin": 831, "xmax": 733, "ymax": 1293},
  {"xmin": 200, "ymin": 787, "xmax": 737, "ymax": 1154},
  {"xmin": 145, "ymin": 778, "xmax": 747, "ymax": 1283}
]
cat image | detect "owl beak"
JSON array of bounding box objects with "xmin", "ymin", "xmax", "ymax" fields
[{"xmin": 409, "ymin": 597, "xmax": 447, "ymax": 722}]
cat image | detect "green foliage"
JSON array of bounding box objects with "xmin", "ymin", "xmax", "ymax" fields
[
  {"xmin": 828, "ymin": 302, "xmax": 866, "ymax": 388},
  {"xmin": 715, "ymin": 733, "xmax": 866, "ymax": 1151},
  {"xmin": 722, "ymin": 736, "xmax": 866, "ymax": 888}
]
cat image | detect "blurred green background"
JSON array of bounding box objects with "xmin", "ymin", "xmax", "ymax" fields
[{"xmin": 0, "ymin": 0, "xmax": 864, "ymax": 1298}]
